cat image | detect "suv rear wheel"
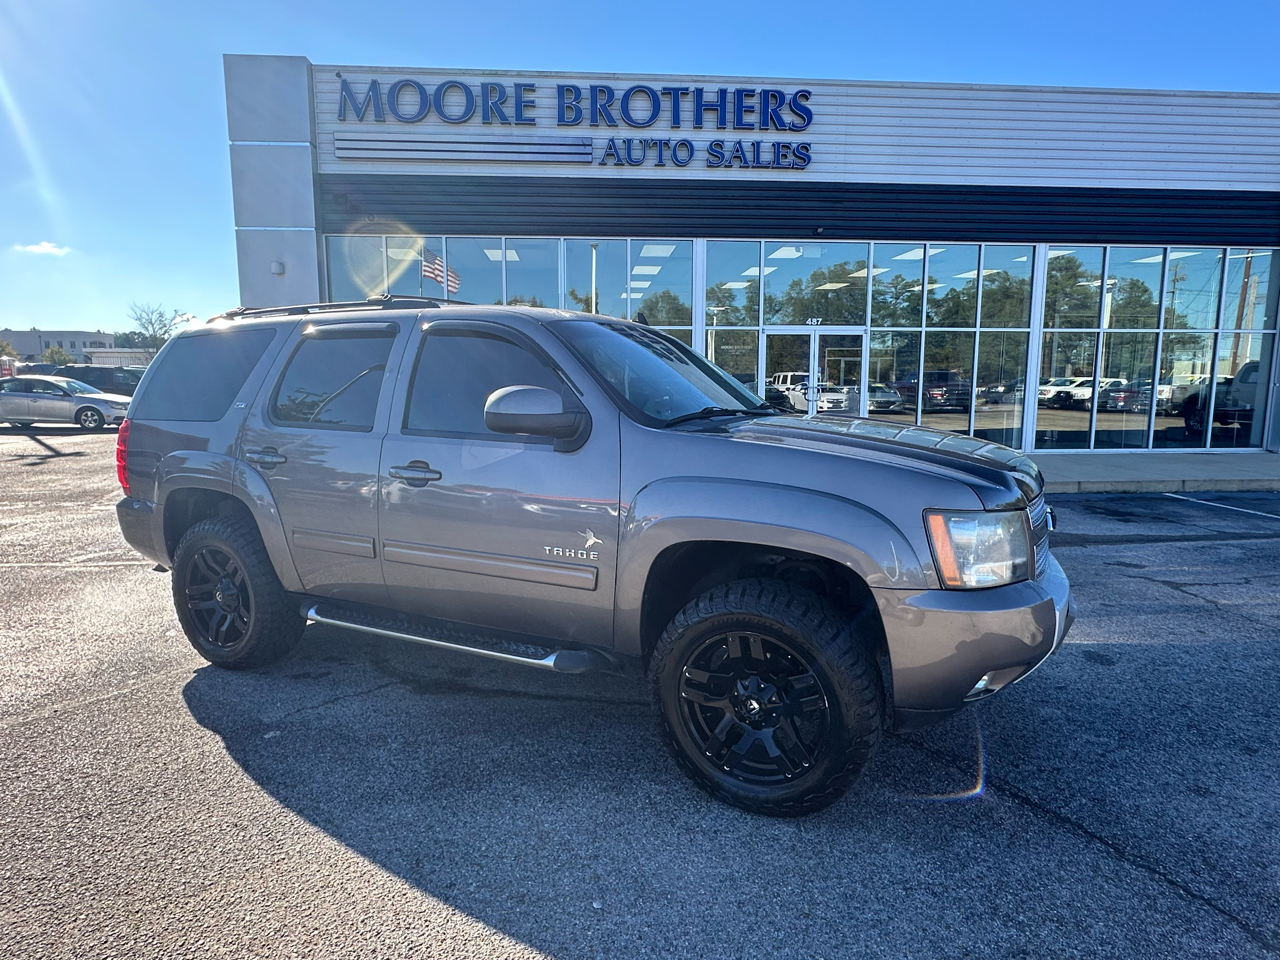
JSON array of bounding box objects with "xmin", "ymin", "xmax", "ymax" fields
[
  {"xmin": 171, "ymin": 516, "xmax": 305, "ymax": 669},
  {"xmin": 651, "ymin": 579, "xmax": 883, "ymax": 817}
]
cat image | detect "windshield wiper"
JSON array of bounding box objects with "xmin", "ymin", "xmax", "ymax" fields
[{"xmin": 663, "ymin": 406, "xmax": 772, "ymax": 428}]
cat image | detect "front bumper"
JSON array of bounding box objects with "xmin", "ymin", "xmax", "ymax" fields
[{"xmin": 875, "ymin": 554, "xmax": 1075, "ymax": 730}]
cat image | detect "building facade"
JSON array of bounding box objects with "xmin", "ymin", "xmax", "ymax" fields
[
  {"xmin": 223, "ymin": 55, "xmax": 1280, "ymax": 455},
  {"xmin": 0, "ymin": 329, "xmax": 114, "ymax": 363}
]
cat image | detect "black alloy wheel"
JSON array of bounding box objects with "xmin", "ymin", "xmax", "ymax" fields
[
  {"xmin": 78, "ymin": 407, "xmax": 104, "ymax": 430},
  {"xmin": 183, "ymin": 545, "xmax": 251, "ymax": 650},
  {"xmin": 1184, "ymin": 401, "xmax": 1206, "ymax": 437},
  {"xmin": 679, "ymin": 632, "xmax": 829, "ymax": 784}
]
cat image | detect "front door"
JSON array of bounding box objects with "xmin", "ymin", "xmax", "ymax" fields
[
  {"xmin": 238, "ymin": 320, "xmax": 407, "ymax": 606},
  {"xmin": 27, "ymin": 380, "xmax": 76, "ymax": 423},
  {"xmin": 763, "ymin": 330, "xmax": 864, "ymax": 416},
  {"xmin": 378, "ymin": 321, "xmax": 620, "ymax": 648}
]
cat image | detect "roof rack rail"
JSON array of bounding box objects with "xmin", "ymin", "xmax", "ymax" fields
[{"xmin": 206, "ymin": 295, "xmax": 466, "ymax": 323}]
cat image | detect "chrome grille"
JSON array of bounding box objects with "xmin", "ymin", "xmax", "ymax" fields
[{"xmin": 1028, "ymin": 494, "xmax": 1051, "ymax": 579}]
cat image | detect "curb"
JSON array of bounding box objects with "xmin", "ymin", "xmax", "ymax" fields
[{"xmin": 1044, "ymin": 478, "xmax": 1280, "ymax": 494}]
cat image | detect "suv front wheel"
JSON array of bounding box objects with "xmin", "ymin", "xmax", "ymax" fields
[
  {"xmin": 171, "ymin": 516, "xmax": 305, "ymax": 669},
  {"xmin": 651, "ymin": 579, "xmax": 883, "ymax": 817}
]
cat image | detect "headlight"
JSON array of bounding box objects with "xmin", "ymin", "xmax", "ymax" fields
[{"xmin": 924, "ymin": 510, "xmax": 1031, "ymax": 589}]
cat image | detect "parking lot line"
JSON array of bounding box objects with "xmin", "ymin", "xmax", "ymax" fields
[{"xmin": 1163, "ymin": 493, "xmax": 1280, "ymax": 520}]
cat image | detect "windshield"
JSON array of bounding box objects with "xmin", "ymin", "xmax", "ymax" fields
[
  {"xmin": 51, "ymin": 378, "xmax": 100, "ymax": 395},
  {"xmin": 553, "ymin": 320, "xmax": 766, "ymax": 425}
]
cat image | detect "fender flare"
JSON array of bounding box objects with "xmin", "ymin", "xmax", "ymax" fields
[
  {"xmin": 614, "ymin": 477, "xmax": 929, "ymax": 658},
  {"xmin": 153, "ymin": 451, "xmax": 303, "ymax": 593}
]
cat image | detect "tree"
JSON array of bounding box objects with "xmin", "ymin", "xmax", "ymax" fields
[
  {"xmin": 124, "ymin": 303, "xmax": 185, "ymax": 353},
  {"xmin": 0, "ymin": 335, "xmax": 15, "ymax": 358},
  {"xmin": 41, "ymin": 346, "xmax": 73, "ymax": 365}
]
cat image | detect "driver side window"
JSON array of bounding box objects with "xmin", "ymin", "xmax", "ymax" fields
[
  {"xmin": 270, "ymin": 334, "xmax": 394, "ymax": 431},
  {"xmin": 28, "ymin": 381, "xmax": 66, "ymax": 396}
]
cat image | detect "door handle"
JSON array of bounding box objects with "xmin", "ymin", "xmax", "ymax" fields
[
  {"xmin": 388, "ymin": 461, "xmax": 442, "ymax": 487},
  {"xmin": 244, "ymin": 448, "xmax": 287, "ymax": 467}
]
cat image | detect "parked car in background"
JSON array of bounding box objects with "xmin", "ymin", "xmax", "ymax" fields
[
  {"xmin": 1071, "ymin": 377, "xmax": 1125, "ymax": 410},
  {"xmin": 1098, "ymin": 380, "xmax": 1152, "ymax": 414},
  {"xmin": 0, "ymin": 375, "xmax": 131, "ymax": 429},
  {"xmin": 15, "ymin": 362, "xmax": 57, "ymax": 375},
  {"xmin": 1180, "ymin": 361, "xmax": 1264, "ymax": 437},
  {"xmin": 893, "ymin": 371, "xmax": 972, "ymax": 412},
  {"xmin": 53, "ymin": 364, "xmax": 144, "ymax": 397},
  {"xmin": 866, "ymin": 382, "xmax": 905, "ymax": 413},
  {"xmin": 981, "ymin": 377, "xmax": 1024, "ymax": 404},
  {"xmin": 1038, "ymin": 377, "xmax": 1089, "ymax": 407}
]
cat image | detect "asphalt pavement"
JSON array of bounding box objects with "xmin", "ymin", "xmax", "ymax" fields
[{"xmin": 0, "ymin": 426, "xmax": 1277, "ymax": 959}]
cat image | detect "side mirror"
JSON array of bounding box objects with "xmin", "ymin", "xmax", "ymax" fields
[{"xmin": 484, "ymin": 385, "xmax": 591, "ymax": 452}]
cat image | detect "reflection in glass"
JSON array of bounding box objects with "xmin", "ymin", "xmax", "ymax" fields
[
  {"xmin": 920, "ymin": 331, "xmax": 974, "ymax": 433},
  {"xmin": 1154, "ymin": 332, "xmax": 1214, "ymax": 448},
  {"xmin": 1210, "ymin": 333, "xmax": 1274, "ymax": 448},
  {"xmin": 657, "ymin": 328, "xmax": 693, "ymax": 347},
  {"xmin": 565, "ymin": 240, "xmax": 627, "ymax": 318},
  {"xmin": 327, "ymin": 236, "xmax": 385, "ymax": 301},
  {"xmin": 925, "ymin": 245, "xmax": 978, "ymax": 328},
  {"xmin": 505, "ymin": 238, "xmax": 559, "ymax": 307},
  {"xmin": 705, "ymin": 329, "xmax": 759, "ymax": 390},
  {"xmin": 765, "ymin": 333, "xmax": 810, "ymax": 412},
  {"xmin": 1043, "ymin": 247, "xmax": 1103, "ymax": 329},
  {"xmin": 817, "ymin": 334, "xmax": 862, "ymax": 415},
  {"xmin": 869, "ymin": 331, "xmax": 920, "ymax": 417},
  {"xmin": 763, "ymin": 242, "xmax": 869, "ymax": 325},
  {"xmin": 386, "ymin": 237, "xmax": 446, "ymax": 299},
  {"xmin": 706, "ymin": 241, "xmax": 760, "ymax": 327},
  {"xmin": 1224, "ymin": 249, "xmax": 1277, "ymax": 330},
  {"xmin": 974, "ymin": 331, "xmax": 1028, "ymax": 447},
  {"xmin": 1094, "ymin": 332, "xmax": 1156, "ymax": 448},
  {"xmin": 445, "ymin": 237, "xmax": 504, "ymax": 305},
  {"xmin": 632, "ymin": 240, "xmax": 693, "ymax": 324},
  {"xmin": 981, "ymin": 246, "xmax": 1034, "ymax": 328},
  {"xmin": 1163, "ymin": 249, "xmax": 1223, "ymax": 330},
  {"xmin": 871, "ymin": 243, "xmax": 925, "ymax": 327},
  {"xmin": 1035, "ymin": 331, "xmax": 1097, "ymax": 449},
  {"xmin": 1104, "ymin": 247, "xmax": 1162, "ymax": 329}
]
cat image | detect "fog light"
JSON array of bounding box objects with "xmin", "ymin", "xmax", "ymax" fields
[{"xmin": 965, "ymin": 672, "xmax": 998, "ymax": 700}]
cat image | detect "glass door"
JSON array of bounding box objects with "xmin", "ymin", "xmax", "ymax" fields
[{"xmin": 763, "ymin": 330, "xmax": 864, "ymax": 416}]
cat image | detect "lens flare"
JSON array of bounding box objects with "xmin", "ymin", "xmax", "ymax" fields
[
  {"xmin": 0, "ymin": 64, "xmax": 62, "ymax": 231},
  {"xmin": 914, "ymin": 714, "xmax": 988, "ymax": 802}
]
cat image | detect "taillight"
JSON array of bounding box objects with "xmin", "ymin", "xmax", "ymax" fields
[{"xmin": 116, "ymin": 419, "xmax": 130, "ymax": 496}]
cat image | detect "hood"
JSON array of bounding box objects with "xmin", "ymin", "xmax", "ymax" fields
[
  {"xmin": 700, "ymin": 414, "xmax": 1043, "ymax": 509},
  {"xmin": 84, "ymin": 391, "xmax": 131, "ymax": 404}
]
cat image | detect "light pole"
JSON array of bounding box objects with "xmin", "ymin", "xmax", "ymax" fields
[{"xmin": 590, "ymin": 242, "xmax": 598, "ymax": 315}]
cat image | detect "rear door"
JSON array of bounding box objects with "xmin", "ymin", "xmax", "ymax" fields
[
  {"xmin": 377, "ymin": 319, "xmax": 620, "ymax": 647},
  {"xmin": 238, "ymin": 319, "xmax": 411, "ymax": 605},
  {"xmin": 0, "ymin": 378, "xmax": 32, "ymax": 420}
]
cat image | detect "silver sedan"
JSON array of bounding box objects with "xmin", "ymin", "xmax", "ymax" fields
[{"xmin": 0, "ymin": 375, "xmax": 131, "ymax": 430}]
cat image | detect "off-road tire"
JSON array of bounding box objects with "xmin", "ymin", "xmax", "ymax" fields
[
  {"xmin": 76, "ymin": 407, "xmax": 105, "ymax": 430},
  {"xmin": 172, "ymin": 516, "xmax": 305, "ymax": 669},
  {"xmin": 651, "ymin": 578, "xmax": 883, "ymax": 817}
]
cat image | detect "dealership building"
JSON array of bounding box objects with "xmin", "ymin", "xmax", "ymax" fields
[{"xmin": 222, "ymin": 55, "xmax": 1280, "ymax": 459}]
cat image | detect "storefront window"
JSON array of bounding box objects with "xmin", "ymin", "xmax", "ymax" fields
[
  {"xmin": 980, "ymin": 246, "xmax": 1035, "ymax": 328},
  {"xmin": 565, "ymin": 240, "xmax": 627, "ymax": 318},
  {"xmin": 1163, "ymin": 249, "xmax": 1223, "ymax": 330},
  {"xmin": 705, "ymin": 329, "xmax": 759, "ymax": 390},
  {"xmin": 762, "ymin": 242, "xmax": 869, "ymax": 325},
  {"xmin": 327, "ymin": 235, "xmax": 385, "ymax": 301},
  {"xmin": 973, "ymin": 331, "xmax": 1028, "ymax": 447},
  {"xmin": 444, "ymin": 237, "xmax": 504, "ymax": 305},
  {"xmin": 1036, "ymin": 331, "xmax": 1097, "ymax": 449},
  {"xmin": 632, "ymin": 240, "xmax": 693, "ymax": 325},
  {"xmin": 919, "ymin": 330, "xmax": 974, "ymax": 433},
  {"xmin": 1104, "ymin": 248, "xmax": 1162, "ymax": 329},
  {"xmin": 925, "ymin": 245, "xmax": 979, "ymax": 328},
  {"xmin": 868, "ymin": 331, "xmax": 920, "ymax": 416},
  {"xmin": 1154, "ymin": 332, "xmax": 1214, "ymax": 448},
  {"xmin": 1043, "ymin": 247, "xmax": 1103, "ymax": 329},
  {"xmin": 706, "ymin": 241, "xmax": 760, "ymax": 327},
  {"xmin": 386, "ymin": 236, "xmax": 446, "ymax": 299},
  {"xmin": 1210, "ymin": 333, "xmax": 1274, "ymax": 448},
  {"xmin": 871, "ymin": 244, "xmax": 925, "ymax": 327},
  {"xmin": 1224, "ymin": 249, "xmax": 1277, "ymax": 329},
  {"xmin": 504, "ymin": 238, "xmax": 559, "ymax": 307},
  {"xmin": 1094, "ymin": 332, "xmax": 1157, "ymax": 448}
]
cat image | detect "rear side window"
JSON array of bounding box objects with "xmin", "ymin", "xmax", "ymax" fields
[
  {"xmin": 404, "ymin": 331, "xmax": 565, "ymax": 439},
  {"xmin": 0, "ymin": 379, "xmax": 25, "ymax": 393},
  {"xmin": 270, "ymin": 333, "xmax": 395, "ymax": 431},
  {"xmin": 132, "ymin": 328, "xmax": 277, "ymax": 422}
]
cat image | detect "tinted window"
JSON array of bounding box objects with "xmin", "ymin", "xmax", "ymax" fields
[
  {"xmin": 404, "ymin": 331, "xmax": 565, "ymax": 438},
  {"xmin": 28, "ymin": 380, "xmax": 66, "ymax": 396},
  {"xmin": 0, "ymin": 379, "xmax": 26, "ymax": 393},
  {"xmin": 271, "ymin": 335, "xmax": 394, "ymax": 431},
  {"xmin": 132, "ymin": 328, "xmax": 277, "ymax": 422}
]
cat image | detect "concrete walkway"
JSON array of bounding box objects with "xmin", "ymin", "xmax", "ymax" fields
[{"xmin": 1033, "ymin": 450, "xmax": 1280, "ymax": 494}]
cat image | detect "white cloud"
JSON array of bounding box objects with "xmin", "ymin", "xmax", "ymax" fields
[{"xmin": 13, "ymin": 241, "xmax": 70, "ymax": 256}]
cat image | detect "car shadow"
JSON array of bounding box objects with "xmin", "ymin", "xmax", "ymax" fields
[{"xmin": 179, "ymin": 610, "xmax": 1279, "ymax": 958}]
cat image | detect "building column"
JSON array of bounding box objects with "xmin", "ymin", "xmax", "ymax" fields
[{"xmin": 224, "ymin": 54, "xmax": 321, "ymax": 308}]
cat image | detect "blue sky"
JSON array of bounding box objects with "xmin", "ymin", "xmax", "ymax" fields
[{"xmin": 1, "ymin": 0, "xmax": 1277, "ymax": 335}]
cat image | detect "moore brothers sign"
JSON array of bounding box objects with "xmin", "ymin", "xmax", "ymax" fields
[{"xmin": 333, "ymin": 76, "xmax": 815, "ymax": 170}]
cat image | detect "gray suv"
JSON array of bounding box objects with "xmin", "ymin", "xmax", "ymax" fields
[{"xmin": 116, "ymin": 298, "xmax": 1073, "ymax": 816}]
